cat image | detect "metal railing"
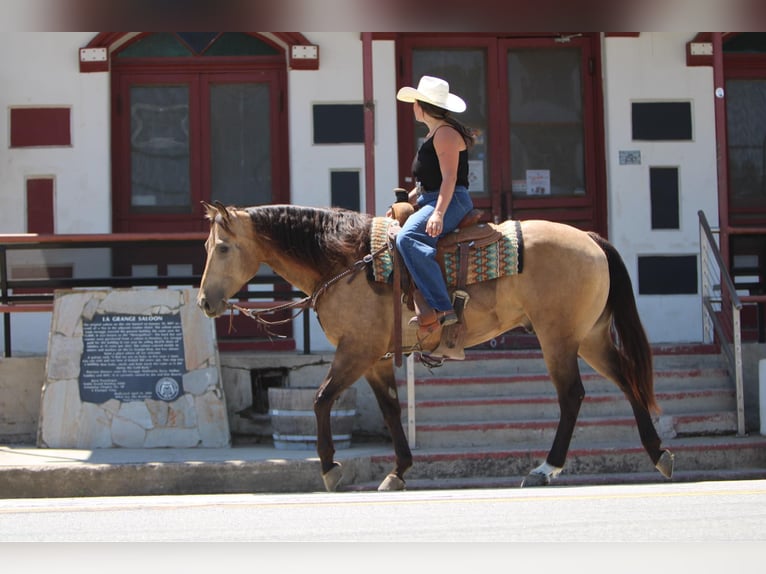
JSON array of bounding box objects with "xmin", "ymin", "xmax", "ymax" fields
[
  {"xmin": 698, "ymin": 210, "xmax": 747, "ymax": 436},
  {"xmin": 0, "ymin": 232, "xmax": 311, "ymax": 357}
]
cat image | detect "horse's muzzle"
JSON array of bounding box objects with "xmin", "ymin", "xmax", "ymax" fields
[{"xmin": 197, "ymin": 294, "xmax": 226, "ymax": 318}]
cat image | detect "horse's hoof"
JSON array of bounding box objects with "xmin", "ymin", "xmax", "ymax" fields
[
  {"xmin": 655, "ymin": 450, "xmax": 674, "ymax": 479},
  {"xmin": 378, "ymin": 473, "xmax": 406, "ymax": 491},
  {"xmin": 322, "ymin": 463, "xmax": 343, "ymax": 492},
  {"xmin": 520, "ymin": 471, "xmax": 550, "ymax": 488}
]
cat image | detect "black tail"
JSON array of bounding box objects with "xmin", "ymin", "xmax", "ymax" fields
[{"xmin": 588, "ymin": 232, "xmax": 658, "ymax": 414}]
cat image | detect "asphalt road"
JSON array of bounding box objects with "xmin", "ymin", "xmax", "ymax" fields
[{"xmin": 1, "ymin": 480, "xmax": 764, "ymax": 571}]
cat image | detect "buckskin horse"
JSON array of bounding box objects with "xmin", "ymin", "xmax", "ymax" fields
[{"xmin": 197, "ymin": 201, "xmax": 674, "ymax": 491}]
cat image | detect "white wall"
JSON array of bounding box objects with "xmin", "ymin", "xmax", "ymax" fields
[
  {"xmin": 288, "ymin": 34, "xmax": 399, "ymax": 352},
  {"xmin": 288, "ymin": 32, "xmax": 365, "ymax": 210},
  {"xmin": 0, "ymin": 32, "xmax": 111, "ymax": 235},
  {"xmin": 602, "ymin": 33, "xmax": 718, "ymax": 343},
  {"xmin": 287, "ymin": 33, "xmax": 399, "ymax": 216},
  {"xmin": 0, "ymin": 32, "xmax": 111, "ymax": 356}
]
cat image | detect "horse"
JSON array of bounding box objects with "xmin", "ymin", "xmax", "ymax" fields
[{"xmin": 197, "ymin": 201, "xmax": 674, "ymax": 492}]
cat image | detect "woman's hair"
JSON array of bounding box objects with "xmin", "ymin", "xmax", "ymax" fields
[{"xmin": 417, "ymin": 100, "xmax": 476, "ymax": 148}]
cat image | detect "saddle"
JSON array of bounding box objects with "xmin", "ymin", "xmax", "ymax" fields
[
  {"xmin": 386, "ymin": 199, "xmax": 503, "ymax": 365},
  {"xmin": 389, "ymin": 201, "xmax": 500, "ymax": 261}
]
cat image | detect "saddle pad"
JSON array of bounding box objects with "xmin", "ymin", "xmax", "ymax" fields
[
  {"xmin": 369, "ymin": 217, "xmax": 524, "ymax": 287},
  {"xmin": 370, "ymin": 216, "xmax": 397, "ymax": 282}
]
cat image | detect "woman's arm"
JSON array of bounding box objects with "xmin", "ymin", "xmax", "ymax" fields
[{"xmin": 426, "ymin": 126, "xmax": 465, "ymax": 237}]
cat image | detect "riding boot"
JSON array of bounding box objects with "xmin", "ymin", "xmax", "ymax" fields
[
  {"xmin": 409, "ymin": 290, "xmax": 437, "ymax": 336},
  {"xmin": 408, "ymin": 290, "xmax": 456, "ymax": 339}
]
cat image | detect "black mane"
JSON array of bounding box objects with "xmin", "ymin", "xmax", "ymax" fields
[{"xmin": 245, "ymin": 205, "xmax": 373, "ymax": 271}]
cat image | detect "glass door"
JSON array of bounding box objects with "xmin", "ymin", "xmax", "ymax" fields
[
  {"xmin": 723, "ymin": 34, "xmax": 766, "ymax": 340},
  {"xmin": 398, "ymin": 34, "xmax": 605, "ymax": 233},
  {"xmin": 128, "ymin": 83, "xmax": 195, "ymax": 214},
  {"xmin": 113, "ymin": 70, "xmax": 285, "ymax": 232},
  {"xmin": 500, "ymin": 38, "xmax": 600, "ymax": 230},
  {"xmin": 399, "ymin": 37, "xmax": 500, "ymax": 219},
  {"xmin": 202, "ymin": 73, "xmax": 277, "ymax": 208},
  {"xmin": 112, "ymin": 70, "xmax": 291, "ymax": 347}
]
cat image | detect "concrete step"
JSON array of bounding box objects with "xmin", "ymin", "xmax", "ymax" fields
[
  {"xmin": 394, "ymin": 345, "xmax": 737, "ymax": 450},
  {"xmin": 363, "ymin": 435, "xmax": 766, "ymax": 486},
  {"xmin": 396, "ymin": 346, "xmax": 728, "ymax": 380},
  {"xmin": 402, "ymin": 388, "xmax": 736, "ymax": 423},
  {"xmin": 397, "ymin": 368, "xmax": 733, "ymax": 401},
  {"xmin": 410, "ymin": 411, "xmax": 738, "ymax": 449}
]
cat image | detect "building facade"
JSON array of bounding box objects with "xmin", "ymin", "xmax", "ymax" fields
[{"xmin": 1, "ymin": 32, "xmax": 763, "ymax": 355}]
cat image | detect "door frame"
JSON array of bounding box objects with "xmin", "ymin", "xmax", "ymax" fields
[
  {"xmin": 724, "ymin": 50, "xmax": 766, "ymax": 226},
  {"xmin": 395, "ymin": 33, "xmax": 607, "ymax": 235},
  {"xmin": 108, "ymin": 37, "xmax": 293, "ymax": 348},
  {"xmin": 110, "ymin": 44, "xmax": 289, "ymax": 233}
]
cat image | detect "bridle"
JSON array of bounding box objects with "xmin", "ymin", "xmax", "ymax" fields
[{"xmin": 225, "ymin": 243, "xmax": 389, "ymax": 337}]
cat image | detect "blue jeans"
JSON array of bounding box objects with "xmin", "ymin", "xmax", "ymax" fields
[{"xmin": 396, "ymin": 186, "xmax": 473, "ymax": 311}]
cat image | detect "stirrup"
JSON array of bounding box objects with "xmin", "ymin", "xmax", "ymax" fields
[{"xmin": 439, "ymin": 310, "xmax": 458, "ymax": 326}]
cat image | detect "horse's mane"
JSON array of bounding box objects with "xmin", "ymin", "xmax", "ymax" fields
[{"xmin": 245, "ymin": 205, "xmax": 373, "ymax": 271}]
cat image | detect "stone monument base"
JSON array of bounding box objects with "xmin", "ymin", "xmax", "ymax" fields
[{"xmin": 38, "ymin": 288, "xmax": 230, "ymax": 448}]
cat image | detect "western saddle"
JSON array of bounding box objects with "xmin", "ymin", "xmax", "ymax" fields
[{"xmin": 387, "ymin": 192, "xmax": 502, "ymax": 364}]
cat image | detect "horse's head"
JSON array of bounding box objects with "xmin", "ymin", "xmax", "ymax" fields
[{"xmin": 197, "ymin": 201, "xmax": 261, "ymax": 318}]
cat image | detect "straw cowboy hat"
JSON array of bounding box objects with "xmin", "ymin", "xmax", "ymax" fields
[{"xmin": 396, "ymin": 75, "xmax": 466, "ymax": 113}]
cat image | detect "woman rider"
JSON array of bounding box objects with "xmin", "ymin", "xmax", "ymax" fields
[{"xmin": 395, "ymin": 75, "xmax": 476, "ymax": 339}]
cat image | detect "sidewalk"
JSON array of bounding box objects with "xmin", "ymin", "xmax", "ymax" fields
[
  {"xmin": 4, "ymin": 436, "xmax": 766, "ymax": 499},
  {"xmin": 0, "ymin": 442, "xmax": 394, "ymax": 499}
]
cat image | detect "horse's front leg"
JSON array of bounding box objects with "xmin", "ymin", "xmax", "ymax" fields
[
  {"xmin": 314, "ymin": 378, "xmax": 343, "ymax": 491},
  {"xmin": 364, "ymin": 357, "xmax": 413, "ymax": 491},
  {"xmin": 314, "ymin": 352, "xmax": 372, "ymax": 492}
]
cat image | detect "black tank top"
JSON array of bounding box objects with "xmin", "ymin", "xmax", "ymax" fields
[{"xmin": 412, "ymin": 126, "xmax": 469, "ymax": 191}]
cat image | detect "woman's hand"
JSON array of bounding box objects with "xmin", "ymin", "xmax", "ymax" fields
[{"xmin": 426, "ymin": 210, "xmax": 444, "ymax": 237}]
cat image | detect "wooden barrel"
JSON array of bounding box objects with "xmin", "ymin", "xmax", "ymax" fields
[{"xmin": 268, "ymin": 387, "xmax": 357, "ymax": 450}]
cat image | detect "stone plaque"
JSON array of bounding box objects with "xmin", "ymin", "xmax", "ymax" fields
[
  {"xmin": 80, "ymin": 314, "xmax": 185, "ymax": 404},
  {"xmin": 39, "ymin": 288, "xmax": 230, "ymax": 449}
]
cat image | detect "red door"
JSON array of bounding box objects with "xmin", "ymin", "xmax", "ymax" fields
[
  {"xmin": 396, "ymin": 33, "xmax": 606, "ymax": 234},
  {"xmin": 112, "ymin": 70, "xmax": 287, "ymax": 232},
  {"xmin": 396, "ymin": 34, "xmax": 607, "ymax": 349},
  {"xmin": 723, "ymin": 33, "xmax": 766, "ymax": 341},
  {"xmin": 110, "ymin": 33, "xmax": 292, "ymax": 349}
]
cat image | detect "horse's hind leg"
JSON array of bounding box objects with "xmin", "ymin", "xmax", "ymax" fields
[
  {"xmin": 522, "ymin": 342, "xmax": 584, "ymax": 487},
  {"xmin": 578, "ymin": 322, "xmax": 674, "ymax": 478},
  {"xmin": 364, "ymin": 358, "xmax": 413, "ymax": 491}
]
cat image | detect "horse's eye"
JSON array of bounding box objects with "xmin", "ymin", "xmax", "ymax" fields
[{"xmin": 217, "ymin": 244, "xmax": 230, "ymax": 255}]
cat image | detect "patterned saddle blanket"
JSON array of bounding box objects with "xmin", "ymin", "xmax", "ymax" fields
[{"xmin": 370, "ymin": 217, "xmax": 524, "ymax": 287}]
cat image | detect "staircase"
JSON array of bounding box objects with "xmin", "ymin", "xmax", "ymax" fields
[{"xmin": 367, "ymin": 345, "xmax": 766, "ymax": 488}]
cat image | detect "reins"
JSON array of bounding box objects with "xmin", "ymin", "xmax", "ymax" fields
[{"xmin": 227, "ymin": 243, "xmax": 389, "ymax": 337}]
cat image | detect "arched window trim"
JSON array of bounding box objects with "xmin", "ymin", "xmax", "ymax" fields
[
  {"xmin": 80, "ymin": 32, "xmax": 319, "ymax": 73},
  {"xmin": 685, "ymin": 32, "xmax": 764, "ymax": 67}
]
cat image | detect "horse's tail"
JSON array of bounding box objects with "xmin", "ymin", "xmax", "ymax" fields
[{"xmin": 588, "ymin": 232, "xmax": 659, "ymax": 414}]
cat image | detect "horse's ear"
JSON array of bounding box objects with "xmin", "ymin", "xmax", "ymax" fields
[
  {"xmin": 213, "ymin": 200, "xmax": 232, "ymax": 224},
  {"xmin": 201, "ymin": 201, "xmax": 217, "ymax": 221},
  {"xmin": 201, "ymin": 200, "xmax": 232, "ymax": 225}
]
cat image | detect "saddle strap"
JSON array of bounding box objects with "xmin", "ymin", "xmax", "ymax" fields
[
  {"xmin": 457, "ymin": 242, "xmax": 470, "ymax": 291},
  {"xmin": 390, "ymin": 234, "xmax": 403, "ymax": 368}
]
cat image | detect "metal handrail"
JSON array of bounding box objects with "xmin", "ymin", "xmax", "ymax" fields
[
  {"xmin": 698, "ymin": 210, "xmax": 745, "ymax": 436},
  {"xmin": 0, "ymin": 232, "xmax": 311, "ymax": 357}
]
